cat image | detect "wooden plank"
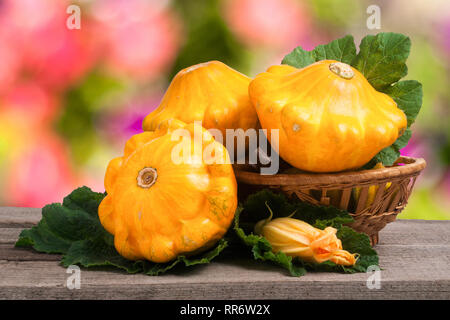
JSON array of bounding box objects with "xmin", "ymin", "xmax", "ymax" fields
[
  {"xmin": 1, "ymin": 207, "xmax": 450, "ymax": 300},
  {"xmin": 0, "ymin": 244, "xmax": 449, "ymax": 300},
  {"xmin": 0, "ymin": 228, "xmax": 22, "ymax": 244},
  {"xmin": 2, "ymin": 220, "xmax": 449, "ymax": 250},
  {"xmin": 0, "ymin": 244, "xmax": 61, "ymax": 261},
  {"xmin": 378, "ymin": 220, "xmax": 450, "ymax": 246},
  {"xmin": 0, "ymin": 207, "xmax": 41, "ymax": 227}
]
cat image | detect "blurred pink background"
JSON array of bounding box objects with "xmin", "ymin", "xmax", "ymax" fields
[{"xmin": 0, "ymin": 0, "xmax": 449, "ymax": 219}]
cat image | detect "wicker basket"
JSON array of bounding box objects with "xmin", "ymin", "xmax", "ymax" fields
[{"xmin": 233, "ymin": 156, "xmax": 426, "ymax": 246}]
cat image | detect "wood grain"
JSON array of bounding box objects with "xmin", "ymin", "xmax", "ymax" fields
[
  {"xmin": 0, "ymin": 207, "xmax": 41, "ymax": 227},
  {"xmin": 1, "ymin": 207, "xmax": 449, "ymax": 300}
]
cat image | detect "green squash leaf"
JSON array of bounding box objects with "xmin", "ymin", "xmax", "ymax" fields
[
  {"xmin": 383, "ymin": 80, "xmax": 423, "ymax": 127},
  {"xmin": 233, "ymin": 206, "xmax": 307, "ymax": 277},
  {"xmin": 312, "ymin": 34, "xmax": 357, "ymax": 64},
  {"xmin": 61, "ymin": 237, "xmax": 144, "ymax": 274},
  {"xmin": 234, "ymin": 189, "xmax": 379, "ymax": 276},
  {"xmin": 62, "ymin": 186, "xmax": 106, "ymax": 217},
  {"xmin": 281, "ymin": 47, "xmax": 315, "ymax": 69},
  {"xmin": 141, "ymin": 238, "xmax": 229, "ymax": 276},
  {"xmin": 15, "ymin": 218, "xmax": 72, "ymax": 254},
  {"xmin": 16, "ymin": 187, "xmax": 228, "ymax": 275},
  {"xmin": 336, "ymin": 226, "xmax": 379, "ymax": 273},
  {"xmin": 352, "ymin": 32, "xmax": 411, "ymax": 90},
  {"xmin": 363, "ymin": 146, "xmax": 400, "ymax": 169},
  {"xmin": 241, "ymin": 189, "xmax": 353, "ymax": 229},
  {"xmin": 282, "ymin": 35, "xmax": 356, "ymax": 68},
  {"xmin": 394, "ymin": 128, "xmax": 413, "ymax": 151}
]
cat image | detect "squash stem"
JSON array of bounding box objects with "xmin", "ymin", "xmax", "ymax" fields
[
  {"xmin": 137, "ymin": 167, "xmax": 157, "ymax": 188},
  {"xmin": 329, "ymin": 62, "xmax": 354, "ymax": 79}
]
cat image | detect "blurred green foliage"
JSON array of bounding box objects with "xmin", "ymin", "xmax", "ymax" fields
[
  {"xmin": 170, "ymin": 0, "xmax": 250, "ymax": 76},
  {"xmin": 56, "ymin": 72, "xmax": 126, "ymax": 165},
  {"xmin": 399, "ymin": 189, "xmax": 450, "ymax": 220},
  {"xmin": 6, "ymin": 0, "xmax": 447, "ymax": 217},
  {"xmin": 309, "ymin": 0, "xmax": 363, "ymax": 29},
  {"xmin": 406, "ymin": 39, "xmax": 448, "ymax": 129}
]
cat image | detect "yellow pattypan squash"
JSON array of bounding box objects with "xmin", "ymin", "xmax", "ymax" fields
[
  {"xmin": 248, "ymin": 60, "xmax": 407, "ymax": 172},
  {"xmin": 142, "ymin": 61, "xmax": 259, "ymax": 145},
  {"xmin": 99, "ymin": 119, "xmax": 238, "ymax": 263}
]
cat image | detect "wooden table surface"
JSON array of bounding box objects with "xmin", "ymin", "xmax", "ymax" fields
[{"xmin": 1, "ymin": 207, "xmax": 449, "ymax": 300}]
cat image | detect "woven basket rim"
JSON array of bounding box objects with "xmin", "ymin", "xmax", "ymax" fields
[{"xmin": 233, "ymin": 156, "xmax": 426, "ymax": 187}]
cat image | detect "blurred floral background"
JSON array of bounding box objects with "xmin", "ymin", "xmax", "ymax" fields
[{"xmin": 0, "ymin": 0, "xmax": 449, "ymax": 219}]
